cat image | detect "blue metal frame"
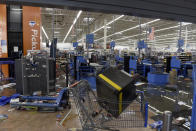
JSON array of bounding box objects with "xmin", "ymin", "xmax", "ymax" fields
[
  {"xmin": 191, "ymin": 64, "xmax": 196, "ymax": 131},
  {"xmin": 75, "ymin": 56, "xmax": 96, "ymax": 89},
  {"xmin": 0, "ymin": 59, "xmax": 15, "ymax": 82},
  {"xmin": 136, "ymin": 91, "xmax": 148, "ymax": 127},
  {"xmin": 144, "ymin": 102, "xmax": 149, "ymax": 127},
  {"xmin": 129, "ymin": 59, "xmax": 138, "ymax": 74},
  {"xmin": 143, "ymin": 60, "xmax": 152, "ymax": 77},
  {"xmin": 129, "ymin": 58, "xmax": 153, "ymax": 77},
  {"xmin": 115, "ymin": 55, "xmax": 124, "ymax": 64},
  {"xmin": 171, "ymin": 56, "xmax": 193, "ymax": 77},
  {"xmin": 171, "ymin": 56, "xmax": 181, "ymax": 69},
  {"xmin": 0, "ymin": 61, "xmax": 14, "ymax": 64},
  {"xmin": 182, "ymin": 62, "xmax": 192, "ymax": 78},
  {"xmin": 147, "ymin": 72, "xmax": 169, "ymax": 86},
  {"xmin": 10, "ymin": 88, "xmax": 68, "ymax": 108}
]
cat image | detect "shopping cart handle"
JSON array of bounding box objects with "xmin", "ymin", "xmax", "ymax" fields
[
  {"xmin": 68, "ymin": 81, "xmax": 81, "ymax": 88},
  {"xmin": 136, "ymin": 91, "xmax": 144, "ymax": 94}
]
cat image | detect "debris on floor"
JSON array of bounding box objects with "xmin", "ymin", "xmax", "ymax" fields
[
  {"xmin": 67, "ymin": 128, "xmax": 83, "ymax": 131},
  {"xmin": 8, "ymin": 108, "xmax": 15, "ymax": 112},
  {"xmin": 0, "ymin": 94, "xmax": 20, "ymax": 106},
  {"xmin": 0, "ymin": 114, "xmax": 8, "ymax": 121},
  {"xmin": 0, "ymin": 86, "xmax": 16, "ymax": 97}
]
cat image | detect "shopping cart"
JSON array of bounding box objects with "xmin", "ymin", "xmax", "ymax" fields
[{"xmin": 70, "ymin": 80, "xmax": 148, "ymax": 131}]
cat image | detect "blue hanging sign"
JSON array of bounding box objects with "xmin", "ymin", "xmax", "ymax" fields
[
  {"xmin": 178, "ymin": 39, "xmax": 184, "ymax": 47},
  {"xmin": 73, "ymin": 42, "xmax": 78, "ymax": 47},
  {"xmin": 86, "ymin": 34, "xmax": 94, "ymax": 44},
  {"xmin": 137, "ymin": 40, "xmax": 147, "ymax": 49},
  {"xmin": 110, "ymin": 41, "xmax": 115, "ymax": 48}
]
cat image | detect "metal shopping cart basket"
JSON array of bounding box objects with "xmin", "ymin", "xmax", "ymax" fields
[{"xmin": 70, "ymin": 80, "xmax": 148, "ymax": 131}]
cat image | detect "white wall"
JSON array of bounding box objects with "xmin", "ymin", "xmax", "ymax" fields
[
  {"xmin": 41, "ymin": 42, "xmax": 74, "ymax": 50},
  {"xmin": 115, "ymin": 45, "xmax": 129, "ymax": 50}
]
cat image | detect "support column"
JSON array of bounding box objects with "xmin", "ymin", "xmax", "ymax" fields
[
  {"xmin": 104, "ymin": 19, "xmax": 107, "ymax": 49},
  {"xmin": 82, "ymin": 34, "xmax": 85, "ymax": 49},
  {"xmin": 191, "ymin": 64, "xmax": 196, "ymax": 131},
  {"xmin": 0, "ymin": 4, "xmax": 8, "ymax": 77},
  {"xmin": 23, "ymin": 6, "xmax": 41, "ymax": 55},
  {"xmin": 185, "ymin": 26, "xmax": 188, "ymax": 52}
]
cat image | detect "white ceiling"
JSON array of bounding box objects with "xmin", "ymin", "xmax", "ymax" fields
[{"xmin": 41, "ymin": 8, "xmax": 196, "ymax": 49}]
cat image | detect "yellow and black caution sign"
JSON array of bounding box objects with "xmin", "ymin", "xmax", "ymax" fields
[{"xmin": 98, "ymin": 74, "xmax": 123, "ymax": 114}]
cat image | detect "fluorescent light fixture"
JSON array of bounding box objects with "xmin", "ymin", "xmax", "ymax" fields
[
  {"xmin": 78, "ymin": 15, "xmax": 124, "ymax": 42},
  {"xmin": 83, "ymin": 17, "xmax": 95, "ymax": 22},
  {"xmin": 41, "ymin": 26, "xmax": 51, "ymax": 43},
  {"xmin": 155, "ymin": 22, "xmax": 191, "ymax": 33},
  {"xmin": 92, "ymin": 15, "xmax": 124, "ymax": 33},
  {"xmin": 45, "ymin": 8, "xmax": 53, "ymax": 11},
  {"xmin": 107, "ymin": 26, "xmax": 111, "ymax": 29},
  {"xmin": 181, "ymin": 22, "xmax": 192, "ymax": 26},
  {"xmin": 153, "ymin": 29, "xmax": 196, "ymax": 39},
  {"xmin": 114, "ymin": 22, "xmax": 192, "ymax": 42},
  {"xmin": 106, "ymin": 15, "xmax": 124, "ymax": 26},
  {"xmin": 115, "ymin": 34, "xmax": 139, "ymax": 41},
  {"xmin": 77, "ymin": 28, "xmax": 82, "ymax": 32},
  {"xmin": 116, "ymin": 32, "xmax": 122, "ymax": 35},
  {"xmin": 11, "ymin": 8, "xmax": 23, "ymax": 11},
  {"xmin": 54, "ymin": 31, "xmax": 60, "ymax": 34},
  {"xmin": 95, "ymin": 19, "xmax": 160, "ymax": 41},
  {"xmin": 155, "ymin": 25, "xmax": 179, "ymax": 32},
  {"xmin": 63, "ymin": 10, "xmax": 82, "ymax": 43}
]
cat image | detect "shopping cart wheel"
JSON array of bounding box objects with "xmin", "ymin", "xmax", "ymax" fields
[
  {"xmin": 92, "ymin": 111, "xmax": 98, "ymax": 117},
  {"xmin": 16, "ymin": 106, "xmax": 21, "ymax": 110},
  {"xmin": 81, "ymin": 97, "xmax": 85, "ymax": 103},
  {"xmin": 67, "ymin": 102, "xmax": 71, "ymax": 109}
]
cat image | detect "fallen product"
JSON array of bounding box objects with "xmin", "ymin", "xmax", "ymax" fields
[
  {"xmin": 0, "ymin": 114, "xmax": 8, "ymax": 121},
  {"xmin": 0, "ymin": 94, "xmax": 20, "ymax": 106},
  {"xmin": 10, "ymin": 88, "xmax": 70, "ymax": 111},
  {"xmin": 96, "ymin": 67, "xmax": 141, "ymax": 117}
]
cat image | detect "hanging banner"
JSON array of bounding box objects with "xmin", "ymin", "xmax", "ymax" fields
[
  {"xmin": 23, "ymin": 6, "xmax": 41, "ymax": 55},
  {"xmin": 1, "ymin": 40, "xmax": 7, "ymax": 53},
  {"xmin": 0, "ymin": 4, "xmax": 8, "ymax": 77},
  {"xmin": 0, "ymin": 7, "xmax": 2, "ymax": 57},
  {"xmin": 149, "ymin": 27, "xmax": 154, "ymax": 41},
  {"xmin": 86, "ymin": 34, "xmax": 94, "ymax": 44}
]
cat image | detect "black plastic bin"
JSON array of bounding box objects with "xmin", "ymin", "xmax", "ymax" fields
[{"xmin": 96, "ymin": 67, "xmax": 137, "ymax": 117}]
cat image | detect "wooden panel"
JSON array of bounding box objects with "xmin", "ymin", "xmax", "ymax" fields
[
  {"xmin": 0, "ymin": 4, "xmax": 8, "ymax": 77},
  {"xmin": 23, "ymin": 6, "xmax": 41, "ymax": 55}
]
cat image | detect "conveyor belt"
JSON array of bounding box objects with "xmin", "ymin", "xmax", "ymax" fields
[{"xmin": 136, "ymin": 80, "xmax": 193, "ymax": 131}]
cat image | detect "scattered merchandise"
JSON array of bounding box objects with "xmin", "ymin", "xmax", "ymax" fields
[
  {"xmin": 149, "ymin": 120, "xmax": 163, "ymax": 129},
  {"xmin": 10, "ymin": 89, "xmax": 70, "ymax": 111},
  {"xmin": 0, "ymin": 114, "xmax": 8, "ymax": 121},
  {"xmin": 0, "ymin": 94, "xmax": 20, "ymax": 106}
]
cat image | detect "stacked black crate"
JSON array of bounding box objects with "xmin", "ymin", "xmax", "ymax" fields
[
  {"xmin": 7, "ymin": 5, "xmax": 23, "ymax": 78},
  {"xmin": 124, "ymin": 56, "xmax": 130, "ymax": 73}
]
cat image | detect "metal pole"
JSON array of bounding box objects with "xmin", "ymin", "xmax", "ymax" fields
[
  {"xmin": 51, "ymin": 9, "xmax": 55, "ymax": 58},
  {"xmin": 87, "ymin": 12, "xmax": 90, "ymax": 58},
  {"xmin": 139, "ymin": 17, "xmax": 142, "ymax": 41},
  {"xmin": 138, "ymin": 18, "xmax": 142, "ymax": 58},
  {"xmin": 66, "ymin": 63, "xmax": 69, "ymax": 87},
  {"xmin": 162, "ymin": 111, "xmax": 172, "ymax": 131},
  {"xmin": 104, "ymin": 19, "xmax": 107, "ymax": 50},
  {"xmin": 52, "ymin": 9, "xmax": 55, "ymax": 39},
  {"xmin": 191, "ymin": 64, "xmax": 196, "ymax": 131},
  {"xmin": 145, "ymin": 27, "xmax": 148, "ymax": 55},
  {"xmin": 185, "ymin": 26, "xmax": 188, "ymax": 52},
  {"xmin": 179, "ymin": 22, "xmax": 182, "ymax": 39},
  {"xmin": 144, "ymin": 102, "xmax": 148, "ymax": 127}
]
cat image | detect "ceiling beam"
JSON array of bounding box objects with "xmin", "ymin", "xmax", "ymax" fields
[
  {"xmin": 1, "ymin": 0, "xmax": 196, "ymax": 23},
  {"xmin": 62, "ymin": 10, "xmax": 82, "ymax": 43}
]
